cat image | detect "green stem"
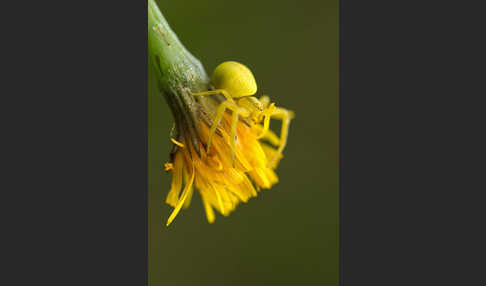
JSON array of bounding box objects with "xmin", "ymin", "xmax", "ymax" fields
[{"xmin": 148, "ymin": 0, "xmax": 210, "ymax": 153}]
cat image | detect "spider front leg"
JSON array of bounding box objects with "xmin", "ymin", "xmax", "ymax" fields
[
  {"xmin": 264, "ymin": 106, "xmax": 294, "ymax": 164},
  {"xmin": 192, "ymin": 89, "xmax": 239, "ymax": 153},
  {"xmin": 254, "ymin": 95, "xmax": 276, "ymax": 139},
  {"xmin": 191, "ymin": 89, "xmax": 236, "ymax": 103},
  {"xmin": 258, "ymin": 96, "xmax": 294, "ymax": 160},
  {"xmin": 205, "ymin": 100, "xmax": 248, "ymax": 165},
  {"xmin": 255, "ymin": 102, "xmax": 276, "ymax": 139}
]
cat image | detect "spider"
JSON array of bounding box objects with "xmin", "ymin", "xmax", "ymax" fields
[{"xmin": 191, "ymin": 61, "xmax": 294, "ymax": 164}]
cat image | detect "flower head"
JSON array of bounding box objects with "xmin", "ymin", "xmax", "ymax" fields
[{"xmin": 165, "ymin": 98, "xmax": 291, "ymax": 226}]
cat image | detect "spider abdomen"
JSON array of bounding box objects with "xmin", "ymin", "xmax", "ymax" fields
[{"xmin": 211, "ymin": 61, "xmax": 257, "ymax": 98}]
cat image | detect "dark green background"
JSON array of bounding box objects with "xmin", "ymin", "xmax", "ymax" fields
[{"xmin": 149, "ymin": 0, "xmax": 338, "ymax": 285}]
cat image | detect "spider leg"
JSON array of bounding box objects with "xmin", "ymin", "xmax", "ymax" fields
[
  {"xmin": 229, "ymin": 106, "xmax": 240, "ymax": 165},
  {"xmin": 256, "ymin": 102, "xmax": 276, "ymax": 139},
  {"xmin": 267, "ymin": 106, "xmax": 295, "ymax": 164},
  {"xmin": 206, "ymin": 100, "xmax": 229, "ymax": 154},
  {"xmin": 192, "ymin": 89, "xmax": 239, "ymax": 155},
  {"xmin": 227, "ymin": 103, "xmax": 252, "ymax": 166},
  {"xmin": 192, "ymin": 89, "xmax": 236, "ymax": 103},
  {"xmin": 206, "ymin": 100, "xmax": 241, "ymax": 156},
  {"xmin": 259, "ymin": 95, "xmax": 271, "ymax": 107}
]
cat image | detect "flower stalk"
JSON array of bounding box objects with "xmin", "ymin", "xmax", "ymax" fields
[{"xmin": 148, "ymin": 0, "xmax": 209, "ymax": 155}]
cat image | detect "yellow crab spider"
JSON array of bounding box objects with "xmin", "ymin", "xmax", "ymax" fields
[{"xmin": 191, "ymin": 61, "xmax": 293, "ymax": 163}]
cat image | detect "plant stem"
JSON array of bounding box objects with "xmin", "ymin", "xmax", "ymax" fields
[{"xmin": 148, "ymin": 0, "xmax": 209, "ymax": 151}]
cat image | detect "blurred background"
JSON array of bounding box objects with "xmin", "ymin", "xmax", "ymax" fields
[{"xmin": 149, "ymin": 0, "xmax": 338, "ymax": 285}]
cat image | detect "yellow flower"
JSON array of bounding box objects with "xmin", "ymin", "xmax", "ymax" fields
[{"xmin": 165, "ymin": 95, "xmax": 293, "ymax": 226}]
